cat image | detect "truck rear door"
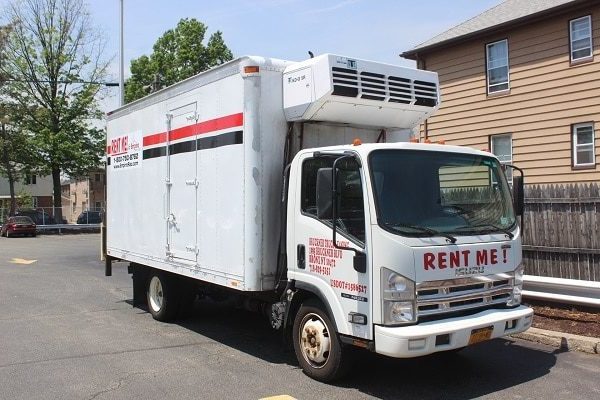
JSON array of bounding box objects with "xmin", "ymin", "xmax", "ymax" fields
[{"xmin": 166, "ymin": 102, "xmax": 198, "ymax": 262}]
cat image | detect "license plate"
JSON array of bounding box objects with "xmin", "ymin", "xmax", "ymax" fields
[{"xmin": 468, "ymin": 326, "xmax": 493, "ymax": 345}]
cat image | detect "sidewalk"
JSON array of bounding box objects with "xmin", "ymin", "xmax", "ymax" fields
[{"xmin": 512, "ymin": 327, "xmax": 599, "ymax": 355}]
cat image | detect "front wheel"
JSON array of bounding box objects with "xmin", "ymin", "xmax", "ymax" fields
[
  {"xmin": 292, "ymin": 300, "xmax": 351, "ymax": 382},
  {"xmin": 146, "ymin": 271, "xmax": 180, "ymax": 322}
]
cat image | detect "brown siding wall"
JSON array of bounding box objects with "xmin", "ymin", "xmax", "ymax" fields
[{"xmin": 420, "ymin": 6, "xmax": 600, "ymax": 184}]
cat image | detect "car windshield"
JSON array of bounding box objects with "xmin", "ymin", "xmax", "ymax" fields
[
  {"xmin": 369, "ymin": 149, "xmax": 516, "ymax": 237},
  {"xmin": 13, "ymin": 216, "xmax": 34, "ymax": 224}
]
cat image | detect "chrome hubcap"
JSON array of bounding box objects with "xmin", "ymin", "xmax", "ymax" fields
[{"xmin": 149, "ymin": 276, "xmax": 163, "ymax": 312}]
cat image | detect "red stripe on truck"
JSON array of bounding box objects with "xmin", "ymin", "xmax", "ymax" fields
[
  {"xmin": 106, "ymin": 112, "xmax": 244, "ymax": 154},
  {"xmin": 143, "ymin": 112, "xmax": 244, "ymax": 147}
]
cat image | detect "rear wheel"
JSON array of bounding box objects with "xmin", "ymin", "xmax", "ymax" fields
[
  {"xmin": 292, "ymin": 299, "xmax": 351, "ymax": 382},
  {"xmin": 146, "ymin": 271, "xmax": 180, "ymax": 322}
]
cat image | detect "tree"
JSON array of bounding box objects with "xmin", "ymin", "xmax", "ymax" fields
[
  {"xmin": 125, "ymin": 18, "xmax": 233, "ymax": 103},
  {"xmin": 1, "ymin": 0, "xmax": 108, "ymax": 222},
  {"xmin": 0, "ymin": 24, "xmax": 18, "ymax": 216},
  {"xmin": 0, "ymin": 113, "xmax": 34, "ymax": 216}
]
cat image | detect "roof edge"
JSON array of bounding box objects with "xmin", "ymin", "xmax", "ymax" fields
[{"xmin": 401, "ymin": 0, "xmax": 593, "ymax": 60}]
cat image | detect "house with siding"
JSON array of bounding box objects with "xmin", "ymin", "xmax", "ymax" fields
[
  {"xmin": 60, "ymin": 169, "xmax": 106, "ymax": 223},
  {"xmin": 0, "ymin": 174, "xmax": 54, "ymax": 218},
  {"xmin": 401, "ymin": 0, "xmax": 600, "ymax": 282},
  {"xmin": 401, "ymin": 0, "xmax": 599, "ymax": 185}
]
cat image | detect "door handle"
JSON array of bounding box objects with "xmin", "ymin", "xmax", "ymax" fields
[{"xmin": 297, "ymin": 244, "xmax": 306, "ymax": 269}]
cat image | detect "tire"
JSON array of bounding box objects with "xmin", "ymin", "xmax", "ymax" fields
[
  {"xmin": 292, "ymin": 299, "xmax": 351, "ymax": 382},
  {"xmin": 146, "ymin": 271, "xmax": 181, "ymax": 322}
]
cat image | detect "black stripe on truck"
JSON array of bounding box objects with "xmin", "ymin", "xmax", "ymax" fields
[{"xmin": 142, "ymin": 130, "xmax": 243, "ymax": 160}]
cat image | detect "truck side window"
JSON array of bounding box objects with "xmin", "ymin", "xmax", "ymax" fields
[{"xmin": 301, "ymin": 157, "xmax": 366, "ymax": 244}]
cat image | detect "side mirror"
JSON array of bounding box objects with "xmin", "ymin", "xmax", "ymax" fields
[
  {"xmin": 512, "ymin": 175, "xmax": 524, "ymax": 216},
  {"xmin": 316, "ymin": 168, "xmax": 333, "ymax": 219}
]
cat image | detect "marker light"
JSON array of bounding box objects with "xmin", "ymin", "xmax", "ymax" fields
[
  {"xmin": 437, "ymin": 139, "xmax": 446, "ymax": 144},
  {"xmin": 410, "ymin": 138, "xmax": 419, "ymax": 143},
  {"xmin": 244, "ymin": 66, "xmax": 259, "ymax": 74},
  {"xmin": 424, "ymin": 139, "xmax": 432, "ymax": 144},
  {"xmin": 353, "ymin": 138, "xmax": 362, "ymax": 146}
]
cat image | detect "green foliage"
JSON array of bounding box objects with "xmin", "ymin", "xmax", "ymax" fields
[
  {"xmin": 0, "ymin": 0, "xmax": 108, "ymax": 217},
  {"xmin": 125, "ymin": 18, "xmax": 233, "ymax": 103},
  {"xmin": 16, "ymin": 188, "xmax": 33, "ymax": 209}
]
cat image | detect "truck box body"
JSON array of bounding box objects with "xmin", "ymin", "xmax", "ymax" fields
[{"xmin": 106, "ymin": 55, "xmax": 432, "ymax": 292}]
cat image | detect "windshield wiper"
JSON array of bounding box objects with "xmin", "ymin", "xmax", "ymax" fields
[
  {"xmin": 387, "ymin": 222, "xmax": 457, "ymax": 244},
  {"xmin": 455, "ymin": 224, "xmax": 514, "ymax": 239}
]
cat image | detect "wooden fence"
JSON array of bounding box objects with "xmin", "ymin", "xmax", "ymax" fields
[{"xmin": 522, "ymin": 183, "xmax": 600, "ymax": 281}]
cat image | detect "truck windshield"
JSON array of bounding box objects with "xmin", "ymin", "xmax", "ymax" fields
[{"xmin": 369, "ymin": 149, "xmax": 516, "ymax": 237}]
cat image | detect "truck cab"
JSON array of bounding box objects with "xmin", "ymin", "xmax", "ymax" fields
[{"xmin": 286, "ymin": 141, "xmax": 532, "ymax": 381}]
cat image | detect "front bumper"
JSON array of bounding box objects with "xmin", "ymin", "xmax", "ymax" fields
[{"xmin": 374, "ymin": 305, "xmax": 533, "ymax": 358}]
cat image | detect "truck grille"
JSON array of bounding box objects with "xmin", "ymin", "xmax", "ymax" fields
[
  {"xmin": 331, "ymin": 67, "xmax": 438, "ymax": 107},
  {"xmin": 416, "ymin": 274, "xmax": 513, "ymax": 318}
]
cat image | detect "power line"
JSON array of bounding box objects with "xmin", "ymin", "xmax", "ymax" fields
[{"xmin": 3, "ymin": 78, "xmax": 119, "ymax": 87}]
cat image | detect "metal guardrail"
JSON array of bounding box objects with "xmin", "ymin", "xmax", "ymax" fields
[
  {"xmin": 36, "ymin": 224, "xmax": 101, "ymax": 233},
  {"xmin": 523, "ymin": 275, "xmax": 600, "ymax": 308}
]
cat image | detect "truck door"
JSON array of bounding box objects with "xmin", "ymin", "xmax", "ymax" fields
[
  {"xmin": 293, "ymin": 154, "xmax": 372, "ymax": 340},
  {"xmin": 166, "ymin": 102, "xmax": 198, "ymax": 262}
]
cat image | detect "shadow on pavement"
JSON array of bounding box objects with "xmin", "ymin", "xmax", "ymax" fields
[
  {"xmin": 336, "ymin": 339, "xmax": 561, "ymax": 399},
  {"xmin": 133, "ymin": 298, "xmax": 558, "ymax": 398},
  {"xmin": 173, "ymin": 299, "xmax": 296, "ymax": 365}
]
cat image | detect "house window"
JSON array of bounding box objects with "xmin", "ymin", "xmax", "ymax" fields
[
  {"xmin": 570, "ymin": 16, "xmax": 593, "ymax": 62},
  {"xmin": 572, "ymin": 123, "xmax": 595, "ymax": 167},
  {"xmin": 491, "ymin": 134, "xmax": 513, "ymax": 183},
  {"xmin": 24, "ymin": 174, "xmax": 36, "ymax": 185},
  {"xmin": 486, "ymin": 39, "xmax": 509, "ymax": 93}
]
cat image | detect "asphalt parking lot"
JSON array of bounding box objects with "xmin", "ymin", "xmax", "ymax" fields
[{"xmin": 0, "ymin": 234, "xmax": 598, "ymax": 400}]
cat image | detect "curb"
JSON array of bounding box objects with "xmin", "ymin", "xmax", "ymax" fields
[{"xmin": 511, "ymin": 327, "xmax": 600, "ymax": 355}]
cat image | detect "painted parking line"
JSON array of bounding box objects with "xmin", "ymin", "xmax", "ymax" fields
[
  {"xmin": 9, "ymin": 258, "xmax": 37, "ymax": 265},
  {"xmin": 259, "ymin": 396, "xmax": 297, "ymax": 400}
]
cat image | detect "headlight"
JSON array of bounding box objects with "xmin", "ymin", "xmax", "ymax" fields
[
  {"xmin": 381, "ymin": 268, "xmax": 416, "ymax": 325},
  {"xmin": 507, "ymin": 264, "xmax": 524, "ymax": 306}
]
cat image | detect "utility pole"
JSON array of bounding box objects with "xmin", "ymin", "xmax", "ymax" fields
[{"xmin": 119, "ymin": 0, "xmax": 124, "ymax": 106}]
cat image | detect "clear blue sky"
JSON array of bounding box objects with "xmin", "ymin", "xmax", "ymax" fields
[{"xmin": 4, "ymin": 0, "xmax": 504, "ymax": 110}]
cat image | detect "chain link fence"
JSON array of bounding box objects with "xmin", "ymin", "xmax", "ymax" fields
[{"xmin": 1, "ymin": 206, "xmax": 104, "ymax": 225}]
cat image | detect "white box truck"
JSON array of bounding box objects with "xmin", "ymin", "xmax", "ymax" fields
[{"xmin": 105, "ymin": 54, "xmax": 533, "ymax": 382}]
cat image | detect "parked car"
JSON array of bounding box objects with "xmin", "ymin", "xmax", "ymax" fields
[
  {"xmin": 15, "ymin": 209, "xmax": 55, "ymax": 225},
  {"xmin": 1, "ymin": 216, "xmax": 36, "ymax": 237},
  {"xmin": 76, "ymin": 211, "xmax": 102, "ymax": 224}
]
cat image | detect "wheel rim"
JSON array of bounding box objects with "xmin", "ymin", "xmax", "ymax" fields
[
  {"xmin": 299, "ymin": 312, "xmax": 331, "ymax": 369},
  {"xmin": 148, "ymin": 276, "xmax": 164, "ymax": 312}
]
